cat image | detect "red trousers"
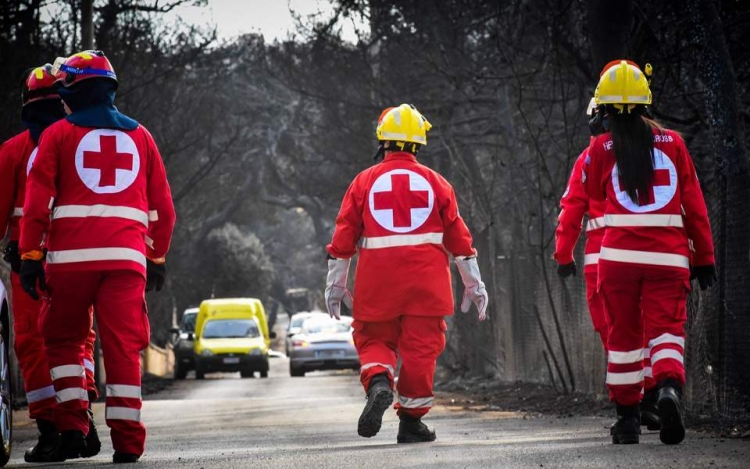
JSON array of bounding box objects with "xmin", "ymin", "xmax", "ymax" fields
[
  {"xmin": 40, "ymin": 270, "xmax": 150, "ymax": 456},
  {"xmin": 598, "ymin": 261, "xmax": 689, "ymax": 406},
  {"xmin": 10, "ymin": 272, "xmax": 97, "ymax": 421},
  {"xmin": 353, "ymin": 316, "xmax": 446, "ymax": 419}
]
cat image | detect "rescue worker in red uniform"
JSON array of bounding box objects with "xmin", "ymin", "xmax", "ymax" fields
[
  {"xmin": 19, "ymin": 50, "xmax": 176, "ymax": 463},
  {"xmin": 326, "ymin": 104, "xmax": 488, "ymax": 443},
  {"xmin": 554, "ymin": 99, "xmax": 659, "ymax": 431},
  {"xmin": 0, "ymin": 65, "xmax": 101, "ymax": 462},
  {"xmin": 584, "ymin": 60, "xmax": 715, "ymax": 446}
]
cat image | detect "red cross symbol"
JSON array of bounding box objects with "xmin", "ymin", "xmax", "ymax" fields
[
  {"xmin": 638, "ymin": 168, "xmax": 671, "ymax": 206},
  {"xmin": 373, "ymin": 174, "xmax": 430, "ymax": 228},
  {"xmin": 83, "ymin": 135, "xmax": 133, "ymax": 187}
]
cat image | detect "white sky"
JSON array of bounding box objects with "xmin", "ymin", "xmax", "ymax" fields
[{"xmin": 165, "ymin": 0, "xmax": 363, "ymax": 43}]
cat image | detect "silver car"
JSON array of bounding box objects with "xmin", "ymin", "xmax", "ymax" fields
[
  {"xmin": 288, "ymin": 316, "xmax": 359, "ymax": 377},
  {"xmin": 285, "ymin": 311, "xmax": 328, "ymax": 356}
]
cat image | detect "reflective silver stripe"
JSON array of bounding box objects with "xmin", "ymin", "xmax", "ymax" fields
[
  {"xmin": 584, "ymin": 253, "xmax": 600, "ymax": 266},
  {"xmin": 148, "ymin": 210, "xmax": 159, "ymax": 222},
  {"xmin": 586, "ymin": 217, "xmax": 606, "ymax": 231},
  {"xmin": 643, "ymin": 348, "xmax": 650, "ymax": 359},
  {"xmin": 398, "ymin": 395, "xmax": 434, "ymax": 409},
  {"xmin": 608, "ymin": 349, "xmax": 644, "ymax": 365},
  {"xmin": 598, "ymin": 95, "xmax": 623, "ymax": 102},
  {"xmin": 606, "ymin": 370, "xmax": 644, "ymax": 386},
  {"xmin": 604, "ymin": 214, "xmax": 684, "ymax": 228},
  {"xmin": 644, "ymin": 367, "xmax": 653, "ymax": 378},
  {"xmin": 47, "ymin": 248, "xmax": 146, "ymax": 268},
  {"xmin": 26, "ymin": 385, "xmax": 55, "ymax": 403},
  {"xmin": 360, "ymin": 233, "xmax": 443, "ymax": 249},
  {"xmin": 50, "ymin": 365, "xmax": 85, "ymax": 380},
  {"xmin": 599, "ymin": 247, "xmax": 689, "ymax": 269},
  {"xmin": 84, "ymin": 359, "xmax": 95, "ymax": 373},
  {"xmin": 649, "ymin": 333, "xmax": 685, "ymax": 349},
  {"xmin": 651, "ymin": 349, "xmax": 684, "ymax": 365},
  {"xmin": 360, "ymin": 362, "xmax": 395, "ymax": 377},
  {"xmin": 52, "ymin": 205, "xmax": 149, "ymax": 227},
  {"xmin": 106, "ymin": 407, "xmax": 141, "ymax": 422},
  {"xmin": 106, "ymin": 384, "xmax": 142, "ymax": 399},
  {"xmin": 56, "ymin": 387, "xmax": 88, "ymax": 403},
  {"xmin": 411, "ymin": 134, "xmax": 426, "ymax": 144},
  {"xmin": 145, "ymin": 236, "xmax": 155, "ymax": 249},
  {"xmin": 628, "ymin": 95, "xmax": 650, "ymax": 103},
  {"xmin": 12, "ymin": 207, "xmax": 23, "ymax": 217},
  {"xmin": 379, "ymin": 131, "xmax": 408, "ymax": 140}
]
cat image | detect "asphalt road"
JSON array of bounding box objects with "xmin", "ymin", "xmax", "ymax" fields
[{"xmin": 6, "ymin": 317, "xmax": 748, "ymax": 468}]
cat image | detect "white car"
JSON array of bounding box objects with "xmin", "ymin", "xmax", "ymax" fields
[
  {"xmin": 288, "ymin": 316, "xmax": 359, "ymax": 377},
  {"xmin": 0, "ymin": 280, "xmax": 12, "ymax": 465}
]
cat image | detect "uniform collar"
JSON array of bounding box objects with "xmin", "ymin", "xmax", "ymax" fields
[{"xmin": 383, "ymin": 152, "xmax": 417, "ymax": 163}]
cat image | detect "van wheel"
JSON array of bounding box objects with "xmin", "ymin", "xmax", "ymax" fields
[
  {"xmin": 240, "ymin": 370, "xmax": 255, "ymax": 378},
  {"xmin": 260, "ymin": 370, "xmax": 268, "ymax": 379},
  {"xmin": 174, "ymin": 361, "xmax": 187, "ymax": 380},
  {"xmin": 195, "ymin": 363, "xmax": 206, "ymax": 380}
]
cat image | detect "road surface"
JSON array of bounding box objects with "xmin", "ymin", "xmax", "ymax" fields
[{"xmin": 6, "ymin": 317, "xmax": 748, "ymax": 468}]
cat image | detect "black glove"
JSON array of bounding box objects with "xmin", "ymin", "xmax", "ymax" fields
[
  {"xmin": 557, "ymin": 262, "xmax": 577, "ymax": 278},
  {"xmin": 3, "ymin": 241, "xmax": 21, "ymax": 273},
  {"xmin": 146, "ymin": 260, "xmax": 166, "ymax": 292},
  {"xmin": 20, "ymin": 259, "xmax": 47, "ymax": 300},
  {"xmin": 691, "ymin": 264, "xmax": 717, "ymax": 291}
]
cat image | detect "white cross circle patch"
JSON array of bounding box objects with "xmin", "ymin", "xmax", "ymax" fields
[
  {"xmin": 612, "ymin": 148, "xmax": 677, "ymax": 213},
  {"xmin": 26, "ymin": 147, "xmax": 38, "ymax": 176},
  {"xmin": 368, "ymin": 169, "xmax": 435, "ymax": 233},
  {"xmin": 75, "ymin": 129, "xmax": 140, "ymax": 194}
]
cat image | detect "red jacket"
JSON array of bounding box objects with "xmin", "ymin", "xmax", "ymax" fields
[
  {"xmin": 585, "ymin": 128, "xmax": 714, "ymax": 270},
  {"xmin": 554, "ymin": 146, "xmax": 607, "ymax": 274},
  {"xmin": 0, "ymin": 130, "xmax": 37, "ymax": 241},
  {"xmin": 327, "ymin": 152, "xmax": 476, "ymax": 321},
  {"xmin": 20, "ymin": 120, "xmax": 176, "ymax": 276}
]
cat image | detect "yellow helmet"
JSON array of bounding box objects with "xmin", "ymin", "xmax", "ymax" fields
[
  {"xmin": 594, "ymin": 60, "xmax": 652, "ymax": 114},
  {"xmin": 376, "ymin": 104, "xmax": 432, "ymax": 146}
]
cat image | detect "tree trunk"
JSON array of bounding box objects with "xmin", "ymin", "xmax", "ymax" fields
[
  {"xmin": 81, "ymin": 0, "xmax": 94, "ymax": 49},
  {"xmin": 686, "ymin": 0, "xmax": 750, "ymax": 414}
]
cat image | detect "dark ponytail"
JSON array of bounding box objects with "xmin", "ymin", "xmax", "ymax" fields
[{"xmin": 608, "ymin": 107, "xmax": 656, "ymax": 204}]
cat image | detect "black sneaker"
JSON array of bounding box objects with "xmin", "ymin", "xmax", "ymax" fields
[
  {"xmin": 113, "ymin": 451, "xmax": 140, "ymax": 463},
  {"xmin": 24, "ymin": 419, "xmax": 64, "ymax": 463},
  {"xmin": 611, "ymin": 404, "xmax": 640, "ymax": 444},
  {"xmin": 59, "ymin": 430, "xmax": 87, "ymax": 460},
  {"xmin": 81, "ymin": 403, "xmax": 102, "ymax": 457},
  {"xmin": 641, "ymin": 388, "xmax": 661, "ymax": 431},
  {"xmin": 657, "ymin": 379, "xmax": 685, "ymax": 445},
  {"xmin": 357, "ymin": 373, "xmax": 393, "ymax": 438},
  {"xmin": 397, "ymin": 415, "xmax": 436, "ymax": 443}
]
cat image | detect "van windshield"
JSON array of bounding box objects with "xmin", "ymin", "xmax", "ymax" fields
[
  {"xmin": 202, "ymin": 319, "xmax": 260, "ymax": 339},
  {"xmin": 181, "ymin": 313, "xmax": 197, "ymax": 332}
]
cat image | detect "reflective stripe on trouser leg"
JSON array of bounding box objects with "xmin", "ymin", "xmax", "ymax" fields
[
  {"xmin": 96, "ymin": 271, "xmax": 149, "ymax": 456},
  {"xmin": 84, "ymin": 322, "xmax": 99, "ymax": 398},
  {"xmin": 642, "ymin": 268, "xmax": 690, "ymax": 386},
  {"xmin": 352, "ymin": 319, "xmax": 399, "ymax": 392},
  {"xmin": 598, "ymin": 261, "xmax": 645, "ymax": 406},
  {"xmin": 10, "ymin": 271, "xmax": 57, "ymax": 420},
  {"xmin": 40, "ymin": 271, "xmax": 101, "ymax": 433},
  {"xmin": 396, "ymin": 316, "xmax": 446, "ymax": 418}
]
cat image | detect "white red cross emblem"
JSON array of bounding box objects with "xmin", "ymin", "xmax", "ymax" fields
[
  {"xmin": 612, "ymin": 148, "xmax": 677, "ymax": 213},
  {"xmin": 75, "ymin": 129, "xmax": 140, "ymax": 194},
  {"xmin": 368, "ymin": 169, "xmax": 435, "ymax": 233}
]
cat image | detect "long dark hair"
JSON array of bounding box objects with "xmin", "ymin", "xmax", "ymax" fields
[{"xmin": 608, "ymin": 107, "xmax": 659, "ymax": 204}]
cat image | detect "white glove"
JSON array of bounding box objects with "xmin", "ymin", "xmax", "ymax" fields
[
  {"xmin": 455, "ymin": 257, "xmax": 488, "ymax": 321},
  {"xmin": 325, "ymin": 258, "xmax": 353, "ymax": 320}
]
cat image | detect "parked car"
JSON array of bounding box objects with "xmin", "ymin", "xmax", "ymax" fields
[
  {"xmin": 288, "ymin": 316, "xmax": 359, "ymax": 377},
  {"xmin": 285, "ymin": 311, "xmax": 327, "ymax": 356},
  {"xmin": 0, "ymin": 281, "xmax": 11, "ymax": 466},
  {"xmin": 171, "ymin": 307, "xmax": 198, "ymax": 379},
  {"xmin": 193, "ymin": 298, "xmax": 276, "ymax": 379}
]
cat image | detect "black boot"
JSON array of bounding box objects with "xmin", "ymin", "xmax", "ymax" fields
[
  {"xmin": 24, "ymin": 419, "xmax": 64, "ymax": 463},
  {"xmin": 397, "ymin": 414, "xmax": 436, "ymax": 443},
  {"xmin": 59, "ymin": 430, "xmax": 87, "ymax": 460},
  {"xmin": 357, "ymin": 373, "xmax": 393, "ymax": 438},
  {"xmin": 113, "ymin": 451, "xmax": 140, "ymax": 463},
  {"xmin": 641, "ymin": 388, "xmax": 661, "ymax": 431},
  {"xmin": 611, "ymin": 404, "xmax": 640, "ymax": 444},
  {"xmin": 657, "ymin": 379, "xmax": 685, "ymax": 445},
  {"xmin": 81, "ymin": 395, "xmax": 102, "ymax": 458}
]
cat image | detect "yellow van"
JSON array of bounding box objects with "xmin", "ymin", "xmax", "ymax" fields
[{"xmin": 193, "ymin": 298, "xmax": 275, "ymax": 379}]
